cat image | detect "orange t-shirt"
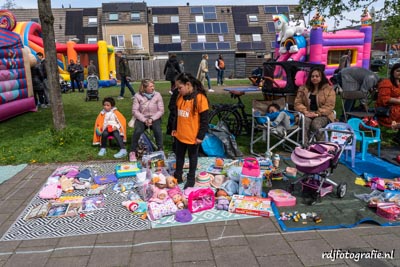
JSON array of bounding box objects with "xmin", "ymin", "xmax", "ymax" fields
[{"xmin": 175, "ymin": 93, "xmax": 209, "ymax": 144}]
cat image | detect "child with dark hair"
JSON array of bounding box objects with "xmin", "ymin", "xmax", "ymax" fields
[
  {"xmin": 172, "ymin": 73, "xmax": 209, "ymax": 189},
  {"xmin": 265, "ymin": 103, "xmax": 295, "ymax": 137},
  {"xmin": 93, "ymin": 97, "xmax": 127, "ymax": 158}
]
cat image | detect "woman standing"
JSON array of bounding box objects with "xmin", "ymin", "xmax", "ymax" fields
[
  {"xmin": 172, "ymin": 73, "xmax": 209, "ymax": 189},
  {"xmin": 197, "ymin": 54, "xmax": 213, "ymax": 92},
  {"xmin": 376, "ymin": 63, "xmax": 400, "ymax": 144},
  {"xmin": 163, "ymin": 54, "xmax": 181, "ymax": 93},
  {"xmin": 294, "ymin": 67, "xmax": 336, "ymax": 145},
  {"xmin": 129, "ymin": 79, "xmax": 164, "ymax": 162}
]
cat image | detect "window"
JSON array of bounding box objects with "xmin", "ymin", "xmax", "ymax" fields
[
  {"xmin": 171, "ymin": 16, "xmax": 179, "ymax": 23},
  {"xmin": 235, "ymin": 34, "xmax": 241, "ymax": 42},
  {"xmin": 109, "ymin": 13, "xmax": 118, "ymax": 21},
  {"xmin": 277, "ymin": 6, "xmax": 290, "ymax": 13},
  {"xmin": 195, "ymin": 15, "xmax": 204, "ymax": 22},
  {"xmin": 131, "ymin": 34, "xmax": 143, "ymax": 49},
  {"xmin": 130, "ymin": 12, "xmax": 141, "ymax": 21},
  {"xmin": 267, "ymin": 22, "xmax": 276, "ymax": 32},
  {"xmin": 154, "ymin": 35, "xmax": 159, "ymax": 44},
  {"xmin": 110, "ymin": 35, "xmax": 124, "ymax": 47},
  {"xmin": 218, "ymin": 35, "xmax": 224, "ymax": 42},
  {"xmin": 152, "ymin": 16, "xmax": 158, "ymax": 24},
  {"xmin": 264, "ymin": 6, "xmax": 278, "ymax": 14},
  {"xmin": 197, "ymin": 35, "xmax": 206, "ymax": 42},
  {"xmin": 248, "ymin": 15, "xmax": 258, "ymax": 23},
  {"xmin": 172, "ymin": 35, "xmax": 181, "ymax": 43},
  {"xmin": 88, "ymin": 17, "xmax": 97, "ymax": 26},
  {"xmin": 252, "ymin": 34, "xmax": 262, "ymax": 41},
  {"xmin": 87, "ymin": 38, "xmax": 97, "ymax": 44}
]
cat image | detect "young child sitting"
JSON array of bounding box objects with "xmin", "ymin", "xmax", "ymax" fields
[
  {"xmin": 258, "ymin": 103, "xmax": 295, "ymax": 137},
  {"xmin": 93, "ymin": 97, "xmax": 127, "ymax": 158}
]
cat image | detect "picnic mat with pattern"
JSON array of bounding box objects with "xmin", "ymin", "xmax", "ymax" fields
[{"xmin": 273, "ymin": 156, "xmax": 400, "ymax": 232}]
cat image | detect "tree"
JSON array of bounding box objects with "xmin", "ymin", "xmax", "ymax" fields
[
  {"xmin": 1, "ymin": 0, "xmax": 16, "ymax": 9},
  {"xmin": 37, "ymin": 0, "xmax": 66, "ymax": 130}
]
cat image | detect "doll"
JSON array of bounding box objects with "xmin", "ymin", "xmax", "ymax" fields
[
  {"xmin": 152, "ymin": 173, "xmax": 167, "ymax": 189},
  {"xmin": 215, "ymin": 188, "xmax": 231, "ymax": 211},
  {"xmin": 168, "ymin": 186, "xmax": 186, "ymax": 209},
  {"xmin": 149, "ymin": 186, "xmax": 169, "ymax": 204},
  {"xmin": 166, "ymin": 176, "xmax": 178, "ymax": 189}
]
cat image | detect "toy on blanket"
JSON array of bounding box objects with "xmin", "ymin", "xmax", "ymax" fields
[
  {"xmin": 166, "ymin": 176, "xmax": 178, "ymax": 189},
  {"xmin": 59, "ymin": 176, "xmax": 74, "ymax": 193},
  {"xmin": 215, "ymin": 189, "xmax": 231, "ymax": 211},
  {"xmin": 122, "ymin": 201, "xmax": 148, "ymax": 220},
  {"xmin": 168, "ymin": 186, "xmax": 187, "ymax": 209}
]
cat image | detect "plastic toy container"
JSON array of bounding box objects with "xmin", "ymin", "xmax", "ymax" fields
[{"xmin": 268, "ymin": 189, "xmax": 296, "ymax": 207}]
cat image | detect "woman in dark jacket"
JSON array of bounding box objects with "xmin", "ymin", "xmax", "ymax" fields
[{"xmin": 163, "ymin": 54, "xmax": 181, "ymax": 91}]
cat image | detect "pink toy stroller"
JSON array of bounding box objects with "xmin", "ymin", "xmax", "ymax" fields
[{"xmin": 289, "ymin": 140, "xmax": 349, "ymax": 203}]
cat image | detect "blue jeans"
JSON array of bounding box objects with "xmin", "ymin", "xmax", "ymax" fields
[
  {"xmin": 205, "ymin": 73, "xmax": 211, "ymax": 89},
  {"xmin": 217, "ymin": 69, "xmax": 224, "ymax": 85},
  {"xmin": 120, "ymin": 76, "xmax": 135, "ymax": 97}
]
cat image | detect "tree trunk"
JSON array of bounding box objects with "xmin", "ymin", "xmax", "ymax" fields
[{"xmin": 37, "ymin": 0, "xmax": 66, "ymax": 130}]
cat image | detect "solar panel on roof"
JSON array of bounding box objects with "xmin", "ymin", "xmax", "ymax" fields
[
  {"xmin": 264, "ymin": 6, "xmax": 278, "ymax": 13},
  {"xmin": 190, "ymin": 43, "xmax": 204, "ymax": 50},
  {"xmin": 212, "ymin": 23, "xmax": 221, "ymax": 33},
  {"xmin": 204, "ymin": 42, "xmax": 217, "ymax": 50},
  {"xmin": 204, "ymin": 13, "xmax": 217, "ymax": 20},
  {"xmin": 197, "ymin": 23, "xmax": 205, "ymax": 34},
  {"xmin": 190, "ymin": 7, "xmax": 203, "ymax": 14},
  {"xmin": 218, "ymin": 42, "xmax": 231, "ymax": 49},
  {"xmin": 189, "ymin": 23, "xmax": 197, "ymax": 34},
  {"xmin": 203, "ymin": 6, "xmax": 216, "ymax": 13},
  {"xmin": 220, "ymin": 23, "xmax": 228, "ymax": 33},
  {"xmin": 205, "ymin": 23, "xmax": 213, "ymax": 34},
  {"xmin": 277, "ymin": 6, "xmax": 289, "ymax": 13}
]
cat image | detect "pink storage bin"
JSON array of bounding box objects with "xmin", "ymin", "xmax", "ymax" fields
[{"xmin": 268, "ymin": 189, "xmax": 296, "ymax": 207}]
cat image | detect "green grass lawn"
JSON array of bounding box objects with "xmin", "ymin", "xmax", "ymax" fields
[{"xmin": 0, "ymin": 79, "xmax": 396, "ymax": 165}]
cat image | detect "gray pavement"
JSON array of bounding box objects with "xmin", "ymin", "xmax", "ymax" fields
[{"xmin": 0, "ymin": 163, "xmax": 399, "ymax": 267}]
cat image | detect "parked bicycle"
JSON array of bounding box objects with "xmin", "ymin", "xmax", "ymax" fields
[{"xmin": 208, "ymin": 90, "xmax": 253, "ymax": 137}]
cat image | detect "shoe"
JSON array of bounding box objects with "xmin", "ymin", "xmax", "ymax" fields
[
  {"xmin": 169, "ymin": 90, "xmax": 173, "ymax": 95},
  {"xmin": 183, "ymin": 180, "xmax": 195, "ymax": 189},
  {"xmin": 208, "ymin": 89, "xmax": 215, "ymax": 92},
  {"xmin": 98, "ymin": 148, "xmax": 106, "ymax": 156},
  {"xmin": 129, "ymin": 151, "xmax": 137, "ymax": 162},
  {"xmin": 131, "ymin": 95, "xmax": 135, "ymax": 99},
  {"xmin": 217, "ymin": 83, "xmax": 220, "ymax": 86},
  {"xmin": 114, "ymin": 149, "xmax": 127, "ymax": 159},
  {"xmin": 117, "ymin": 96, "xmax": 124, "ymax": 100}
]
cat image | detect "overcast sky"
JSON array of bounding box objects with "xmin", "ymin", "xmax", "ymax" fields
[{"xmin": 10, "ymin": 0, "xmax": 383, "ymax": 30}]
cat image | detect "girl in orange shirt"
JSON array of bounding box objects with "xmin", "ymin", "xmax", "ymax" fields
[{"xmin": 171, "ymin": 73, "xmax": 209, "ymax": 189}]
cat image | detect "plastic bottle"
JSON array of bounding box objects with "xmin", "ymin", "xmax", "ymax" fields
[{"xmin": 273, "ymin": 154, "xmax": 280, "ymax": 168}]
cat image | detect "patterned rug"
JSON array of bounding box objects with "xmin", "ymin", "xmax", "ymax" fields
[
  {"xmin": 0, "ymin": 164, "xmax": 27, "ymax": 184},
  {"xmin": 1, "ymin": 162, "xmax": 151, "ymax": 241}
]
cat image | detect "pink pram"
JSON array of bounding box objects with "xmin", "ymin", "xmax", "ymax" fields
[{"xmin": 289, "ymin": 142, "xmax": 348, "ymax": 203}]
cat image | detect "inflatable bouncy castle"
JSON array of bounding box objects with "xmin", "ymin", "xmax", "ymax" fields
[
  {"xmin": 0, "ymin": 10, "xmax": 36, "ymax": 122},
  {"xmin": 273, "ymin": 9, "xmax": 373, "ymax": 76}
]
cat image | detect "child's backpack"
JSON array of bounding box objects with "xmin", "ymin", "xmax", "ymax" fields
[
  {"xmin": 218, "ymin": 59, "xmax": 225, "ymax": 70},
  {"xmin": 137, "ymin": 130, "xmax": 158, "ymax": 159}
]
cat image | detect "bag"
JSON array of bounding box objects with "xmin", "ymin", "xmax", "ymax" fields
[
  {"xmin": 187, "ymin": 188, "xmax": 215, "ymax": 213},
  {"xmin": 218, "ymin": 59, "xmax": 225, "ymax": 70},
  {"xmin": 241, "ymin": 157, "xmax": 261, "ymax": 177},
  {"xmin": 128, "ymin": 117, "xmax": 136, "ymax": 128},
  {"xmin": 375, "ymin": 106, "xmax": 390, "ymax": 117},
  {"xmin": 137, "ymin": 130, "xmax": 158, "ymax": 159},
  {"xmin": 201, "ymin": 133, "xmax": 225, "ymax": 157},
  {"xmin": 208, "ymin": 121, "xmax": 243, "ymax": 159}
]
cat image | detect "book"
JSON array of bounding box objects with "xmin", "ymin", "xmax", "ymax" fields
[
  {"xmin": 80, "ymin": 195, "xmax": 105, "ymax": 212},
  {"xmin": 24, "ymin": 203, "xmax": 51, "ymax": 220},
  {"xmin": 228, "ymin": 195, "xmax": 272, "ymax": 217},
  {"xmin": 47, "ymin": 203, "xmax": 69, "ymax": 217},
  {"xmin": 93, "ymin": 174, "xmax": 117, "ymax": 185}
]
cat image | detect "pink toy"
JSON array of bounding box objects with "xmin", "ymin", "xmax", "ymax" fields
[
  {"xmin": 268, "ymin": 189, "xmax": 296, "ymax": 207},
  {"xmin": 187, "ymin": 188, "xmax": 215, "ymax": 213},
  {"xmin": 241, "ymin": 157, "xmax": 260, "ymax": 177}
]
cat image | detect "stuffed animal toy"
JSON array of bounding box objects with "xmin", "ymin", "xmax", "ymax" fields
[
  {"xmin": 59, "ymin": 176, "xmax": 74, "ymax": 193},
  {"xmin": 166, "ymin": 176, "xmax": 178, "ymax": 189},
  {"xmin": 168, "ymin": 186, "xmax": 186, "ymax": 209},
  {"xmin": 215, "ymin": 189, "xmax": 230, "ymax": 211},
  {"xmin": 122, "ymin": 200, "xmax": 147, "ymax": 220}
]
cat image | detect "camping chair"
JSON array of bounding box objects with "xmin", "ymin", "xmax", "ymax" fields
[
  {"xmin": 340, "ymin": 90, "xmax": 375, "ymax": 122},
  {"xmin": 323, "ymin": 122, "xmax": 356, "ymax": 168},
  {"xmin": 347, "ymin": 118, "xmax": 381, "ymax": 161},
  {"xmin": 250, "ymin": 98, "xmax": 305, "ymax": 156}
]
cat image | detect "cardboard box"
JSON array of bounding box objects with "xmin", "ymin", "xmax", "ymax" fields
[
  {"xmin": 228, "ymin": 195, "xmax": 271, "ymax": 217},
  {"xmin": 239, "ymin": 174, "xmax": 263, "ymax": 197}
]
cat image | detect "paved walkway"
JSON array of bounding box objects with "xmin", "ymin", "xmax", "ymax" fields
[{"xmin": 0, "ymin": 163, "xmax": 399, "ymax": 267}]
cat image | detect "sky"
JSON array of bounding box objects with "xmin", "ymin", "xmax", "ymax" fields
[{"xmin": 10, "ymin": 0, "xmax": 384, "ymax": 30}]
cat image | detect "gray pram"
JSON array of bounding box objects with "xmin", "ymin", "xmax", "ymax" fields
[{"xmin": 86, "ymin": 74, "xmax": 99, "ymax": 101}]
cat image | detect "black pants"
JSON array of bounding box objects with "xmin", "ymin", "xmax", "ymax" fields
[
  {"xmin": 101, "ymin": 130, "xmax": 125, "ymax": 149},
  {"xmin": 174, "ymin": 138, "xmax": 199, "ymax": 183}
]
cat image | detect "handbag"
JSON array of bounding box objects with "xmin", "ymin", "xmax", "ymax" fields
[
  {"xmin": 241, "ymin": 157, "xmax": 261, "ymax": 177},
  {"xmin": 128, "ymin": 117, "xmax": 136, "ymax": 128},
  {"xmin": 375, "ymin": 106, "xmax": 390, "ymax": 117}
]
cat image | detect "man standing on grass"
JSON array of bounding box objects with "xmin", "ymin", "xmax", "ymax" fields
[
  {"xmin": 116, "ymin": 51, "xmax": 135, "ymax": 100},
  {"xmin": 36, "ymin": 52, "xmax": 50, "ymax": 105}
]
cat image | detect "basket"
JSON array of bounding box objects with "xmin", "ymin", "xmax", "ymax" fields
[{"xmin": 301, "ymin": 179, "xmax": 333, "ymax": 197}]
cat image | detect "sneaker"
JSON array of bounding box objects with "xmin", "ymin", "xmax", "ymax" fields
[
  {"xmin": 40, "ymin": 104, "xmax": 48, "ymax": 108},
  {"xmin": 117, "ymin": 96, "xmax": 124, "ymax": 100},
  {"xmin": 169, "ymin": 90, "xmax": 173, "ymax": 95},
  {"xmin": 98, "ymin": 148, "xmax": 106, "ymax": 156},
  {"xmin": 129, "ymin": 151, "xmax": 137, "ymax": 162},
  {"xmin": 208, "ymin": 89, "xmax": 215, "ymax": 92},
  {"xmin": 114, "ymin": 149, "xmax": 128, "ymax": 159}
]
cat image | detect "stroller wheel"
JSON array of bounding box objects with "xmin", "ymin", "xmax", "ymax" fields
[{"xmin": 337, "ymin": 182, "xmax": 347, "ymax": 198}]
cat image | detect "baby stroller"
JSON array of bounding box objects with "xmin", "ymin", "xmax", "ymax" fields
[
  {"xmin": 86, "ymin": 74, "xmax": 99, "ymax": 101},
  {"xmin": 59, "ymin": 77, "xmax": 71, "ymax": 93},
  {"xmin": 288, "ymin": 131, "xmax": 352, "ymax": 204}
]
